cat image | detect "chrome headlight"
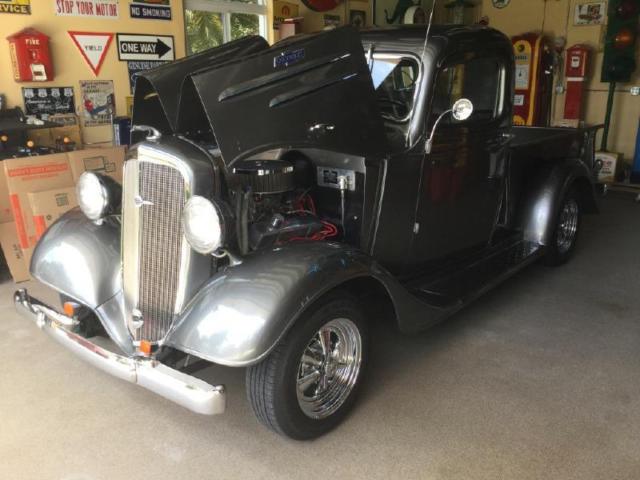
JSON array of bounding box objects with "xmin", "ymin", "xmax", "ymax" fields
[
  {"xmin": 76, "ymin": 172, "xmax": 110, "ymax": 222},
  {"xmin": 183, "ymin": 196, "xmax": 225, "ymax": 255}
]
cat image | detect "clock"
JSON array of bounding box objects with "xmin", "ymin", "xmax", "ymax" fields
[{"xmin": 492, "ymin": 0, "xmax": 510, "ymax": 8}]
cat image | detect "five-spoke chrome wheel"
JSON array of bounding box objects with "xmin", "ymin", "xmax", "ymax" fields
[
  {"xmin": 296, "ymin": 318, "xmax": 363, "ymax": 420},
  {"xmin": 557, "ymin": 197, "xmax": 579, "ymax": 254}
]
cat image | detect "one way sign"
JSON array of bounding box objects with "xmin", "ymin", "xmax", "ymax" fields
[{"xmin": 117, "ymin": 34, "xmax": 175, "ymax": 61}]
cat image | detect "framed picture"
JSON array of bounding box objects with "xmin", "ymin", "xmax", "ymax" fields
[
  {"xmin": 574, "ymin": 2, "xmax": 606, "ymax": 26},
  {"xmin": 350, "ymin": 9, "xmax": 366, "ymax": 28}
]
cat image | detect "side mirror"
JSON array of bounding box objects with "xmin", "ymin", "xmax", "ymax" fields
[{"xmin": 425, "ymin": 98, "xmax": 474, "ymax": 154}]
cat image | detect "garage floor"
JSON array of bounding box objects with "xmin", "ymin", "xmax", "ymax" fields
[{"xmin": 1, "ymin": 194, "xmax": 639, "ymax": 480}]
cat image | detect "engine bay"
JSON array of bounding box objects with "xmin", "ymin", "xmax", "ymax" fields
[{"xmin": 225, "ymin": 150, "xmax": 364, "ymax": 255}]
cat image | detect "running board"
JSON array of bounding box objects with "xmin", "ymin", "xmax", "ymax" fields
[{"xmin": 408, "ymin": 240, "xmax": 543, "ymax": 309}]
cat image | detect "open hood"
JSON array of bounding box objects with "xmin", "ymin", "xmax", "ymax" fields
[
  {"xmin": 131, "ymin": 36, "xmax": 269, "ymax": 140},
  {"xmin": 177, "ymin": 27, "xmax": 387, "ymax": 165}
]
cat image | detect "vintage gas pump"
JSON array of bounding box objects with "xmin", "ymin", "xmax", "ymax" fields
[
  {"xmin": 6, "ymin": 28, "xmax": 54, "ymax": 82},
  {"xmin": 563, "ymin": 44, "xmax": 590, "ymax": 125},
  {"xmin": 512, "ymin": 33, "xmax": 554, "ymax": 126}
]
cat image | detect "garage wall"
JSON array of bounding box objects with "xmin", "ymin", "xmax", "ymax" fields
[
  {"xmin": 0, "ymin": 1, "xmax": 187, "ymax": 145},
  {"xmin": 473, "ymin": 0, "xmax": 640, "ymax": 164}
]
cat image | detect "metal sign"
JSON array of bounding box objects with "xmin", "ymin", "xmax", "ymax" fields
[
  {"xmin": 117, "ymin": 33, "xmax": 174, "ymax": 61},
  {"xmin": 129, "ymin": 0, "xmax": 171, "ymax": 20},
  {"xmin": 0, "ymin": 0, "xmax": 31, "ymax": 14},
  {"xmin": 22, "ymin": 87, "xmax": 75, "ymax": 118},
  {"xmin": 68, "ymin": 31, "xmax": 114, "ymax": 76},
  {"xmin": 127, "ymin": 60, "xmax": 167, "ymax": 92},
  {"xmin": 55, "ymin": 0, "xmax": 118, "ymax": 18}
]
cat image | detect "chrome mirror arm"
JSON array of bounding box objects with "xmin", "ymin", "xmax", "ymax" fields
[{"xmin": 425, "ymin": 108, "xmax": 452, "ymax": 155}]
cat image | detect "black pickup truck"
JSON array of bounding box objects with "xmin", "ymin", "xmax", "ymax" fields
[{"xmin": 16, "ymin": 25, "xmax": 599, "ymax": 440}]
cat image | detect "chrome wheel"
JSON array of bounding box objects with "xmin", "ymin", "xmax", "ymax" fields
[
  {"xmin": 296, "ymin": 318, "xmax": 363, "ymax": 420},
  {"xmin": 557, "ymin": 198, "xmax": 579, "ymax": 254}
]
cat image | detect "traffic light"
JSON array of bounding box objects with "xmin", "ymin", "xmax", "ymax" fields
[{"xmin": 601, "ymin": 0, "xmax": 639, "ymax": 83}]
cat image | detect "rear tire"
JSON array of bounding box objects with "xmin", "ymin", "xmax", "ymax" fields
[
  {"xmin": 246, "ymin": 293, "xmax": 368, "ymax": 440},
  {"xmin": 544, "ymin": 186, "xmax": 581, "ymax": 266}
]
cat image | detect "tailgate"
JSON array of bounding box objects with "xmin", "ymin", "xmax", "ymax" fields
[{"xmin": 177, "ymin": 26, "xmax": 387, "ymax": 165}]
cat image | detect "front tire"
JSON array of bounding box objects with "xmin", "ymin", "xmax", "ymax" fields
[
  {"xmin": 544, "ymin": 186, "xmax": 581, "ymax": 266},
  {"xmin": 246, "ymin": 293, "xmax": 368, "ymax": 440}
]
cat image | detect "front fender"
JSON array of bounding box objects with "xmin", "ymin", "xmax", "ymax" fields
[
  {"xmin": 518, "ymin": 158, "xmax": 596, "ymax": 246},
  {"xmin": 31, "ymin": 209, "xmax": 122, "ymax": 308},
  {"xmin": 165, "ymin": 242, "xmax": 392, "ymax": 367}
]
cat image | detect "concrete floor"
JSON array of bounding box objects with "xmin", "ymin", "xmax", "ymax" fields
[{"xmin": 1, "ymin": 194, "xmax": 639, "ymax": 480}]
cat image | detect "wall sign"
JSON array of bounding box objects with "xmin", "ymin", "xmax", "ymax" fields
[
  {"xmin": 55, "ymin": 0, "xmax": 118, "ymax": 18},
  {"xmin": 68, "ymin": 31, "xmax": 114, "ymax": 76},
  {"xmin": 127, "ymin": 60, "xmax": 167, "ymax": 92},
  {"xmin": 130, "ymin": 0, "xmax": 171, "ymax": 20},
  {"xmin": 0, "ymin": 0, "xmax": 31, "ymax": 14},
  {"xmin": 302, "ymin": 0, "xmax": 342, "ymax": 13},
  {"xmin": 22, "ymin": 87, "xmax": 75, "ymax": 118},
  {"xmin": 80, "ymin": 80, "xmax": 114, "ymax": 127},
  {"xmin": 117, "ymin": 34, "xmax": 174, "ymax": 61},
  {"xmin": 574, "ymin": 2, "xmax": 606, "ymax": 26},
  {"xmin": 491, "ymin": 0, "xmax": 510, "ymax": 8}
]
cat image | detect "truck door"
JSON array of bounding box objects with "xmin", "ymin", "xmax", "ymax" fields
[{"xmin": 411, "ymin": 53, "xmax": 510, "ymax": 266}]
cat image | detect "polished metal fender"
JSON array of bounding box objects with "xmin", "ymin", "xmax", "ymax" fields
[
  {"xmin": 518, "ymin": 158, "xmax": 598, "ymax": 246},
  {"xmin": 163, "ymin": 242, "xmax": 419, "ymax": 367},
  {"xmin": 31, "ymin": 208, "xmax": 122, "ymax": 307}
]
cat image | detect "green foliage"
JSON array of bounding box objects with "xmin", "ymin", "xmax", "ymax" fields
[{"xmin": 186, "ymin": 9, "xmax": 260, "ymax": 55}]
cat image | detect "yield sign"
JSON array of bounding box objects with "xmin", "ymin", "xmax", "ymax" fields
[{"xmin": 68, "ymin": 31, "xmax": 114, "ymax": 76}]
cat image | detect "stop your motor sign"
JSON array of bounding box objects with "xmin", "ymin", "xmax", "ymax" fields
[{"xmin": 116, "ymin": 34, "xmax": 174, "ymax": 61}]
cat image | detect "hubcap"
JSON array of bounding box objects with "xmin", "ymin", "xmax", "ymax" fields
[
  {"xmin": 557, "ymin": 198, "xmax": 579, "ymax": 254},
  {"xmin": 296, "ymin": 318, "xmax": 362, "ymax": 420}
]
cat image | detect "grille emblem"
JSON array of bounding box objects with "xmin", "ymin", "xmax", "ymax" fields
[{"xmin": 134, "ymin": 195, "xmax": 154, "ymax": 208}]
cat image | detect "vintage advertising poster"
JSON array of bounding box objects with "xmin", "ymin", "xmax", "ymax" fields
[
  {"xmin": 80, "ymin": 80, "xmax": 115, "ymax": 127},
  {"xmin": 130, "ymin": 0, "xmax": 171, "ymax": 20},
  {"xmin": 55, "ymin": 0, "xmax": 118, "ymax": 18},
  {"xmin": 0, "ymin": 0, "xmax": 31, "ymax": 14},
  {"xmin": 127, "ymin": 60, "xmax": 167, "ymax": 93},
  {"xmin": 574, "ymin": 2, "xmax": 605, "ymax": 26},
  {"xmin": 22, "ymin": 87, "xmax": 75, "ymax": 119}
]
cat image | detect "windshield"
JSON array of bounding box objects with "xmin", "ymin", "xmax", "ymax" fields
[{"xmin": 370, "ymin": 54, "xmax": 420, "ymax": 150}]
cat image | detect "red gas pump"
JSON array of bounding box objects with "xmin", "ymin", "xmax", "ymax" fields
[
  {"xmin": 563, "ymin": 44, "xmax": 590, "ymax": 124},
  {"xmin": 6, "ymin": 28, "xmax": 54, "ymax": 82}
]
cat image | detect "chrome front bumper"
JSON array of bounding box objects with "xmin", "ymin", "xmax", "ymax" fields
[{"xmin": 14, "ymin": 289, "xmax": 226, "ymax": 416}]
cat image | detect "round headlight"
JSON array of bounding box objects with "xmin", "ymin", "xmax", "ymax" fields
[
  {"xmin": 183, "ymin": 196, "xmax": 224, "ymax": 255},
  {"xmin": 76, "ymin": 172, "xmax": 109, "ymax": 222}
]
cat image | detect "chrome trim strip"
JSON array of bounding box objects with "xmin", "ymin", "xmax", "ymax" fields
[{"xmin": 14, "ymin": 289, "xmax": 226, "ymax": 416}]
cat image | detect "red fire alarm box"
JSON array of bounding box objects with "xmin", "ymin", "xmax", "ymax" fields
[
  {"xmin": 564, "ymin": 44, "xmax": 590, "ymax": 122},
  {"xmin": 6, "ymin": 28, "xmax": 54, "ymax": 82}
]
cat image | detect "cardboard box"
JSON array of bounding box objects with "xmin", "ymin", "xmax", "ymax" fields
[
  {"xmin": 0, "ymin": 170, "xmax": 13, "ymax": 223},
  {"xmin": 28, "ymin": 186, "xmax": 77, "ymax": 237},
  {"xmin": 0, "ymin": 221, "xmax": 30, "ymax": 283},
  {"xmin": 596, "ymin": 151, "xmax": 620, "ymax": 184},
  {"xmin": 67, "ymin": 146, "xmax": 125, "ymax": 183},
  {"xmin": 3, "ymin": 153, "xmax": 74, "ymax": 251}
]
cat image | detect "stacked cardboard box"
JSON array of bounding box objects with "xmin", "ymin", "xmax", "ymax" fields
[{"xmin": 0, "ymin": 146, "xmax": 125, "ymax": 282}]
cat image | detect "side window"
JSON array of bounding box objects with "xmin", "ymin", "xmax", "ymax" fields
[
  {"xmin": 430, "ymin": 56, "xmax": 503, "ymax": 126},
  {"xmin": 372, "ymin": 56, "xmax": 419, "ymax": 122}
]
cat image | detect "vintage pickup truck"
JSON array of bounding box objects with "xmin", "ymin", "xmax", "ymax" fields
[{"xmin": 15, "ymin": 25, "xmax": 600, "ymax": 440}]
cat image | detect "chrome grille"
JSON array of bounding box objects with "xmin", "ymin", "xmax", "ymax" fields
[{"xmin": 136, "ymin": 162, "xmax": 185, "ymax": 342}]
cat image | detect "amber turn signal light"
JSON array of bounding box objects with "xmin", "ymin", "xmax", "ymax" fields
[
  {"xmin": 63, "ymin": 302, "xmax": 76, "ymax": 317},
  {"xmin": 139, "ymin": 340, "xmax": 152, "ymax": 356}
]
